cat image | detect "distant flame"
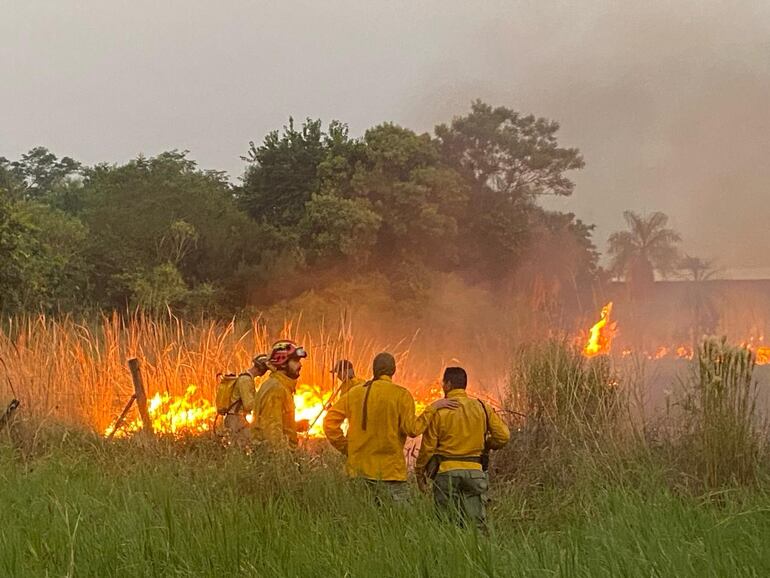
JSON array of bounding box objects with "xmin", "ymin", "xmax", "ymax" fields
[
  {"xmin": 583, "ymin": 302, "xmax": 617, "ymax": 357},
  {"xmin": 753, "ymin": 346, "xmax": 770, "ymax": 365}
]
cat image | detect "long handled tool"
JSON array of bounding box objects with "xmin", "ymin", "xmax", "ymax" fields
[
  {"xmin": 305, "ymin": 381, "xmax": 346, "ymax": 437},
  {"xmin": 106, "ymin": 394, "xmax": 136, "ymax": 440}
]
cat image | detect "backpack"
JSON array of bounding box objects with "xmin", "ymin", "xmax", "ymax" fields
[{"xmin": 215, "ymin": 372, "xmax": 245, "ymax": 416}]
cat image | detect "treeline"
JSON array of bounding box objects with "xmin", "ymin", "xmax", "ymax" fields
[{"xmin": 0, "ymin": 101, "xmax": 598, "ymax": 316}]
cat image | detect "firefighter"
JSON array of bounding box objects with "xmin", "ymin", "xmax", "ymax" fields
[
  {"xmin": 222, "ymin": 354, "xmax": 270, "ymax": 439},
  {"xmin": 323, "ymin": 352, "xmax": 459, "ymax": 503},
  {"xmin": 252, "ymin": 340, "xmax": 309, "ymax": 449},
  {"xmin": 415, "ymin": 367, "xmax": 510, "ymax": 530},
  {"xmin": 331, "ymin": 359, "xmax": 365, "ymax": 398}
]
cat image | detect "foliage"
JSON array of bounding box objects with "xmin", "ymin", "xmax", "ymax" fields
[
  {"xmin": 1, "ymin": 100, "xmax": 596, "ymax": 314},
  {"xmin": 674, "ymin": 338, "xmax": 764, "ymax": 489},
  {"xmin": 607, "ymin": 211, "xmax": 682, "ymax": 300},
  {"xmin": 436, "ymin": 100, "xmax": 586, "ymax": 282},
  {"xmin": 436, "ymin": 100, "xmax": 584, "ymax": 200}
]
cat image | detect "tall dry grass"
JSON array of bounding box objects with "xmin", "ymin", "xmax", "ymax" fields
[
  {"xmin": 0, "ymin": 312, "xmax": 438, "ymax": 433},
  {"xmin": 673, "ymin": 337, "xmax": 766, "ymax": 488}
]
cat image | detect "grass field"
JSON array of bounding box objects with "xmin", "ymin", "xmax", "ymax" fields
[
  {"xmin": 1, "ymin": 432, "xmax": 770, "ymax": 578},
  {"xmin": 2, "ymin": 317, "xmax": 770, "ymax": 576}
]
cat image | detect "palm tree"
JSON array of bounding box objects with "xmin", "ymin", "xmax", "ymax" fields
[{"xmin": 607, "ymin": 211, "xmax": 681, "ymax": 300}]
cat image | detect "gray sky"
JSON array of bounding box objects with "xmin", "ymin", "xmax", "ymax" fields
[{"xmin": 3, "ymin": 0, "xmax": 770, "ymax": 273}]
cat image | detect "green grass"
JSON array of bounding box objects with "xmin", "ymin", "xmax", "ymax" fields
[{"xmin": 1, "ymin": 433, "xmax": 770, "ymax": 577}]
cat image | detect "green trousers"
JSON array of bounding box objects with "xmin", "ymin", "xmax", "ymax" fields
[
  {"xmin": 433, "ymin": 469, "xmax": 489, "ymax": 529},
  {"xmin": 362, "ymin": 479, "xmax": 410, "ymax": 505}
]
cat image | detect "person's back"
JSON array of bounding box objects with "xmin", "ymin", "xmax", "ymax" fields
[
  {"xmin": 331, "ymin": 375, "xmax": 420, "ymax": 480},
  {"xmin": 324, "ymin": 352, "xmax": 458, "ymax": 501},
  {"xmin": 416, "ymin": 367, "xmax": 510, "ymax": 529}
]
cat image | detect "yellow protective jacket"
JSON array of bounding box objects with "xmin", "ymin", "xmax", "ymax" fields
[
  {"xmin": 416, "ymin": 389, "xmax": 510, "ymax": 475},
  {"xmin": 252, "ymin": 371, "xmax": 298, "ymax": 448},
  {"xmin": 230, "ymin": 373, "xmax": 257, "ymax": 414},
  {"xmin": 323, "ymin": 375, "xmax": 437, "ymax": 481},
  {"xmin": 339, "ymin": 376, "xmax": 366, "ymax": 397}
]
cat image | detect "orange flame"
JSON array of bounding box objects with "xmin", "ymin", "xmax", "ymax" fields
[
  {"xmin": 105, "ymin": 385, "xmax": 217, "ymax": 438},
  {"xmin": 583, "ymin": 302, "xmax": 616, "ymax": 357},
  {"xmin": 294, "ymin": 384, "xmax": 327, "ymax": 437},
  {"xmin": 754, "ymin": 346, "xmax": 770, "ymax": 365}
]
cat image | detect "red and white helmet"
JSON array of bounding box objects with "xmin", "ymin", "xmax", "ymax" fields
[{"xmin": 268, "ymin": 340, "xmax": 307, "ymax": 367}]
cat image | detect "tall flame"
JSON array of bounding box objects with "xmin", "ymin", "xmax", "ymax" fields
[{"xmin": 583, "ymin": 302, "xmax": 616, "ymax": 357}]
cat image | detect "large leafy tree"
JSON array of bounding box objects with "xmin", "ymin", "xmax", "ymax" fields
[
  {"xmin": 0, "ymin": 147, "xmax": 82, "ymax": 204},
  {"xmin": 79, "ymin": 151, "xmax": 262, "ymax": 310},
  {"xmin": 436, "ymin": 100, "xmax": 584, "ymax": 201},
  {"xmin": 349, "ymin": 123, "xmax": 468, "ymax": 271},
  {"xmin": 239, "ymin": 118, "xmax": 326, "ymax": 226},
  {"xmin": 435, "ymin": 101, "xmax": 585, "ymax": 282},
  {"xmin": 0, "ymin": 187, "xmax": 88, "ymax": 312},
  {"xmin": 607, "ymin": 211, "xmax": 682, "ymax": 300}
]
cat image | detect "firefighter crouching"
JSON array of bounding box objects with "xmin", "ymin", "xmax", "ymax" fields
[
  {"xmin": 216, "ymin": 354, "xmax": 270, "ymax": 441},
  {"xmin": 416, "ymin": 367, "xmax": 510, "ymax": 530},
  {"xmin": 252, "ymin": 340, "xmax": 309, "ymax": 449},
  {"xmin": 323, "ymin": 352, "xmax": 459, "ymax": 503}
]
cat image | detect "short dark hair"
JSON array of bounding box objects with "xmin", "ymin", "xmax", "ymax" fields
[
  {"xmin": 372, "ymin": 352, "xmax": 396, "ymax": 378},
  {"xmin": 443, "ymin": 367, "xmax": 467, "ymax": 390}
]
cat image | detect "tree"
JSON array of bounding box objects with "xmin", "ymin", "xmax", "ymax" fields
[
  {"xmin": 515, "ymin": 210, "xmax": 599, "ymax": 316},
  {"xmin": 435, "ymin": 101, "xmax": 585, "ymax": 282},
  {"xmin": 0, "ymin": 187, "xmax": 88, "ymax": 312},
  {"xmin": 607, "ymin": 211, "xmax": 682, "ymax": 300},
  {"xmin": 436, "ymin": 100, "xmax": 584, "ymax": 201},
  {"xmin": 300, "ymin": 193, "xmax": 381, "ymax": 267},
  {"xmin": 239, "ymin": 118, "xmax": 326, "ymax": 226},
  {"xmin": 79, "ymin": 151, "xmax": 261, "ymax": 310},
  {"xmin": 0, "ymin": 147, "xmax": 82, "ymax": 202},
  {"xmin": 349, "ymin": 123, "xmax": 468, "ymax": 271}
]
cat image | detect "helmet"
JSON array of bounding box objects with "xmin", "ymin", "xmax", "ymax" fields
[
  {"xmin": 252, "ymin": 354, "xmax": 270, "ymax": 374},
  {"xmin": 330, "ymin": 359, "xmax": 353, "ymax": 375},
  {"xmin": 268, "ymin": 340, "xmax": 307, "ymax": 367}
]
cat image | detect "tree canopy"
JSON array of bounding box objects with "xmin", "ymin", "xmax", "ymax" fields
[{"xmin": 0, "ymin": 101, "xmax": 597, "ymax": 316}]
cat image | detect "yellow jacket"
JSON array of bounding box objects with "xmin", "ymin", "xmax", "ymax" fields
[
  {"xmin": 323, "ymin": 375, "xmax": 437, "ymax": 481},
  {"xmin": 252, "ymin": 371, "xmax": 298, "ymax": 448},
  {"xmin": 230, "ymin": 373, "xmax": 257, "ymax": 414},
  {"xmin": 416, "ymin": 389, "xmax": 510, "ymax": 474},
  {"xmin": 339, "ymin": 376, "xmax": 366, "ymax": 397}
]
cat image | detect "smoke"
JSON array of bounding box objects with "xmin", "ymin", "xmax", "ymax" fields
[
  {"xmin": 401, "ymin": 0, "xmax": 770, "ymax": 272},
  {"xmin": 3, "ymin": 0, "xmax": 769, "ymax": 271}
]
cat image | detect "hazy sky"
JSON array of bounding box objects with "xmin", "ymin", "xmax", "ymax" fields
[{"xmin": 3, "ymin": 1, "xmax": 770, "ymax": 273}]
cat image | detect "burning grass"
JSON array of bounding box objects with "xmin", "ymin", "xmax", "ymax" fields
[
  {"xmin": 1, "ymin": 312, "xmax": 770, "ymax": 574},
  {"xmin": 0, "ymin": 313, "xmax": 449, "ymax": 440}
]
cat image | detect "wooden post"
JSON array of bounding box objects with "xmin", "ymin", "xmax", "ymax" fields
[{"xmin": 128, "ymin": 358, "xmax": 154, "ymax": 437}]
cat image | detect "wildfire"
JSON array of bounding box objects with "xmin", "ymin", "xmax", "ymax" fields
[
  {"xmin": 583, "ymin": 302, "xmax": 617, "ymax": 357},
  {"xmin": 294, "ymin": 384, "xmax": 327, "ymax": 437},
  {"xmin": 755, "ymin": 346, "xmax": 770, "ymax": 365},
  {"xmin": 105, "ymin": 385, "xmax": 217, "ymax": 438}
]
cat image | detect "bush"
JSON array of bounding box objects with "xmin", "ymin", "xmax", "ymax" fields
[{"xmin": 673, "ymin": 337, "xmax": 765, "ymax": 489}]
